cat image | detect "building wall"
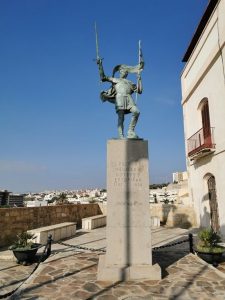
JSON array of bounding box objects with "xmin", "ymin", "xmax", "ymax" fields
[
  {"xmin": 181, "ymin": 0, "xmax": 225, "ymax": 236},
  {"xmin": 150, "ymin": 204, "xmax": 197, "ymax": 228},
  {"xmin": 8, "ymin": 194, "xmax": 24, "ymax": 207},
  {"xmin": 0, "ymin": 204, "xmax": 102, "ymax": 247},
  {"xmin": 173, "ymin": 172, "xmax": 183, "ymax": 183},
  {"xmin": 26, "ymin": 200, "xmax": 48, "ymax": 207},
  {"xmin": 181, "ymin": 0, "xmax": 225, "ymax": 104},
  {"xmin": 172, "ymin": 171, "xmax": 188, "ymax": 183},
  {"xmin": 0, "ymin": 190, "xmax": 10, "ymax": 206}
]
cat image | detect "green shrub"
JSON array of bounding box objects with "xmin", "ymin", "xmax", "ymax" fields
[
  {"xmin": 197, "ymin": 228, "xmax": 224, "ymax": 253},
  {"xmin": 8, "ymin": 232, "xmax": 37, "ymax": 250}
]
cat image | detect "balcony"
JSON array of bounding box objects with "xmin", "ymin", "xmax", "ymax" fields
[{"xmin": 187, "ymin": 127, "xmax": 215, "ymax": 160}]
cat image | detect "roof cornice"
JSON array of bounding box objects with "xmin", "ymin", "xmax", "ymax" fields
[{"xmin": 182, "ymin": 0, "xmax": 219, "ymax": 62}]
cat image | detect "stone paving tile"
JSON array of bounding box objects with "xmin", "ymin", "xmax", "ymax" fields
[
  {"xmin": 1, "ymin": 227, "xmax": 225, "ymax": 300},
  {"xmin": 0, "ymin": 261, "xmax": 33, "ymax": 297},
  {"xmin": 7, "ymin": 251, "xmax": 225, "ymax": 300}
]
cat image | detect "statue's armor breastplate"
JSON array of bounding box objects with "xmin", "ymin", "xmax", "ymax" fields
[{"xmin": 115, "ymin": 79, "xmax": 135, "ymax": 111}]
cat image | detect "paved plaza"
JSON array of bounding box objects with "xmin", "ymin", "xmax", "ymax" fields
[{"xmin": 1, "ymin": 226, "xmax": 225, "ymax": 299}]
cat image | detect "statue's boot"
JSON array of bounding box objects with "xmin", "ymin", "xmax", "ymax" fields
[
  {"xmin": 127, "ymin": 109, "xmax": 140, "ymax": 139},
  {"xmin": 118, "ymin": 126, "xmax": 125, "ymax": 139},
  {"xmin": 117, "ymin": 111, "xmax": 125, "ymax": 139}
]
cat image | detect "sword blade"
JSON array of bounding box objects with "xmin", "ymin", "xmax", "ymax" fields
[{"xmin": 95, "ymin": 22, "xmax": 100, "ymax": 60}]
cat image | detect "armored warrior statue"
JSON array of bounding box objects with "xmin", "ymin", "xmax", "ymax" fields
[{"xmin": 95, "ymin": 25, "xmax": 144, "ymax": 139}]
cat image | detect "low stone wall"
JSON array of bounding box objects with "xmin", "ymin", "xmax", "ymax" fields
[
  {"xmin": 82, "ymin": 215, "xmax": 106, "ymax": 230},
  {"xmin": 0, "ymin": 204, "xmax": 102, "ymax": 247},
  {"xmin": 98, "ymin": 202, "xmax": 197, "ymax": 228},
  {"xmin": 150, "ymin": 203, "xmax": 197, "ymax": 228}
]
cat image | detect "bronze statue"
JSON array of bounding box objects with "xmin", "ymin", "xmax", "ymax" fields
[{"xmin": 95, "ymin": 24, "xmax": 144, "ymax": 139}]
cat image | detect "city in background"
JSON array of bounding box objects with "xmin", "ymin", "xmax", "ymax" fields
[{"xmin": 0, "ymin": 171, "xmax": 189, "ymax": 207}]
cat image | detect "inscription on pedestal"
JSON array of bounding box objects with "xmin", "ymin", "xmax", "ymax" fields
[{"xmin": 110, "ymin": 161, "xmax": 145, "ymax": 189}]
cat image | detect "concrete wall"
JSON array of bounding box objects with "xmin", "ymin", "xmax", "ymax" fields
[{"xmin": 0, "ymin": 204, "xmax": 102, "ymax": 247}]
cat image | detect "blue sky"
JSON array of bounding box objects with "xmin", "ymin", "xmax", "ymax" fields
[{"xmin": 0, "ymin": 0, "xmax": 208, "ymax": 193}]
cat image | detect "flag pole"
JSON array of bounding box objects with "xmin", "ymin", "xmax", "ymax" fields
[{"xmin": 135, "ymin": 40, "xmax": 141, "ymax": 104}]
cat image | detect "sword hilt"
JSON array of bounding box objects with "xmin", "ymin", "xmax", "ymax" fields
[{"xmin": 93, "ymin": 57, "xmax": 104, "ymax": 63}]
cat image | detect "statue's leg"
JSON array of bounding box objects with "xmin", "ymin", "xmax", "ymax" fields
[
  {"xmin": 117, "ymin": 111, "xmax": 125, "ymax": 139},
  {"xmin": 127, "ymin": 106, "xmax": 140, "ymax": 139}
]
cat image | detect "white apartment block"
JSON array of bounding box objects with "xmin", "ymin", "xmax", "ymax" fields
[
  {"xmin": 26, "ymin": 200, "xmax": 48, "ymax": 207},
  {"xmin": 172, "ymin": 171, "xmax": 188, "ymax": 183},
  {"xmin": 181, "ymin": 0, "xmax": 225, "ymax": 236}
]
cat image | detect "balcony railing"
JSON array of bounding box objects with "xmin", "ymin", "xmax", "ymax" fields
[{"xmin": 187, "ymin": 127, "xmax": 215, "ymax": 157}]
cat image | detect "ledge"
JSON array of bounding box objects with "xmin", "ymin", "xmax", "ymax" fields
[{"xmin": 189, "ymin": 147, "xmax": 215, "ymax": 161}]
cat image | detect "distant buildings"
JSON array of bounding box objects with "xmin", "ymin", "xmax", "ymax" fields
[
  {"xmin": 26, "ymin": 199, "xmax": 48, "ymax": 207},
  {"xmin": 0, "ymin": 190, "xmax": 24, "ymax": 207},
  {"xmin": 172, "ymin": 171, "xmax": 187, "ymax": 184},
  {"xmin": 149, "ymin": 189, "xmax": 178, "ymax": 204},
  {"xmin": 8, "ymin": 194, "xmax": 24, "ymax": 207},
  {"xmin": 22, "ymin": 188, "xmax": 106, "ymax": 206},
  {"xmin": 0, "ymin": 190, "xmax": 10, "ymax": 206},
  {"xmin": 181, "ymin": 0, "xmax": 225, "ymax": 235}
]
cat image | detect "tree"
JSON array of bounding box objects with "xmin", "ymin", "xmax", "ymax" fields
[
  {"xmin": 149, "ymin": 183, "xmax": 169, "ymax": 189},
  {"xmin": 55, "ymin": 193, "xmax": 69, "ymax": 205}
]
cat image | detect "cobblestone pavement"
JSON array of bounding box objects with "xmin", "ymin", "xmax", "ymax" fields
[
  {"xmin": 0, "ymin": 261, "xmax": 33, "ymax": 297},
  {"xmin": 0, "ymin": 227, "xmax": 225, "ymax": 300}
]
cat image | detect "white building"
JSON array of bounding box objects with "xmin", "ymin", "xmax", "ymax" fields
[
  {"xmin": 26, "ymin": 199, "xmax": 48, "ymax": 207},
  {"xmin": 149, "ymin": 188, "xmax": 178, "ymax": 204},
  {"xmin": 172, "ymin": 171, "xmax": 188, "ymax": 183},
  {"xmin": 181, "ymin": 0, "xmax": 225, "ymax": 235}
]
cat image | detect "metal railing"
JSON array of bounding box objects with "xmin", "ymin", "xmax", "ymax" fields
[{"xmin": 187, "ymin": 127, "xmax": 215, "ymax": 156}]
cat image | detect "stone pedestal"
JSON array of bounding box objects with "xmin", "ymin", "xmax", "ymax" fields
[{"xmin": 97, "ymin": 139, "xmax": 161, "ymax": 281}]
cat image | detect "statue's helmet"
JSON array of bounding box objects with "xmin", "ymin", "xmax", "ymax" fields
[{"xmin": 112, "ymin": 62, "xmax": 144, "ymax": 77}]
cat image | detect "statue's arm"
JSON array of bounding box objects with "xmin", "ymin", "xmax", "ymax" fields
[
  {"xmin": 97, "ymin": 59, "xmax": 118, "ymax": 84},
  {"xmin": 97, "ymin": 59, "xmax": 109, "ymax": 82},
  {"xmin": 96, "ymin": 59, "xmax": 105, "ymax": 81},
  {"xmin": 136, "ymin": 74, "xmax": 143, "ymax": 94}
]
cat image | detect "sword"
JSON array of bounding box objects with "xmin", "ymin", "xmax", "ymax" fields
[{"xmin": 94, "ymin": 22, "xmax": 103, "ymax": 62}]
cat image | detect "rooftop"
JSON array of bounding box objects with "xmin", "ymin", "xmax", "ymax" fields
[{"xmin": 182, "ymin": 0, "xmax": 219, "ymax": 62}]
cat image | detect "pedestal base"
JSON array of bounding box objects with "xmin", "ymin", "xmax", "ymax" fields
[
  {"xmin": 98, "ymin": 254, "xmax": 161, "ymax": 281},
  {"xmin": 97, "ymin": 139, "xmax": 161, "ymax": 281}
]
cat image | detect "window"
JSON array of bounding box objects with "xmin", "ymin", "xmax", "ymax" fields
[
  {"xmin": 201, "ymin": 100, "xmax": 211, "ymax": 145},
  {"xmin": 187, "ymin": 98, "xmax": 215, "ymax": 157}
]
